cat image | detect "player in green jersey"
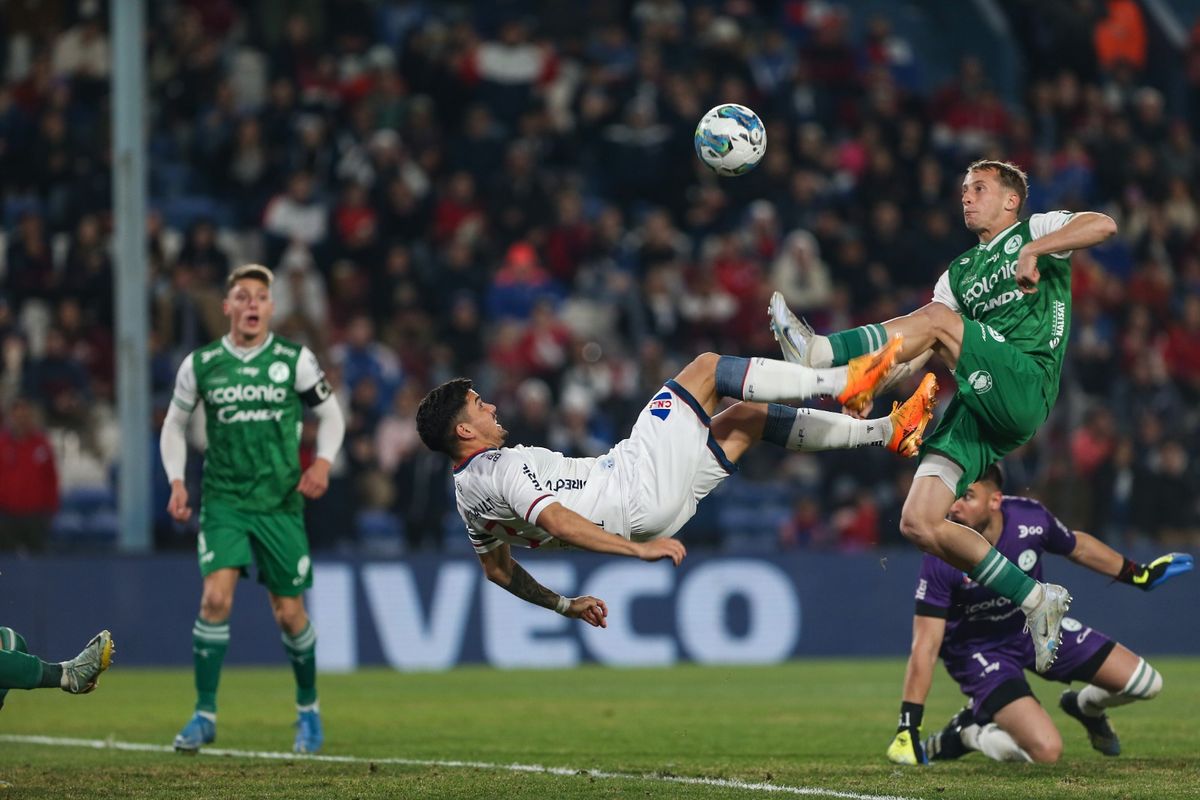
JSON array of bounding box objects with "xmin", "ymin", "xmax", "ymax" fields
[
  {"xmin": 770, "ymin": 160, "xmax": 1118, "ymax": 681},
  {"xmin": 0, "ymin": 626, "xmax": 114, "ymax": 705},
  {"xmin": 160, "ymin": 264, "xmax": 345, "ymax": 754}
]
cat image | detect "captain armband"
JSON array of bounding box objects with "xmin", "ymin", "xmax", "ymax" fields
[{"xmin": 300, "ymin": 377, "xmax": 334, "ymax": 408}]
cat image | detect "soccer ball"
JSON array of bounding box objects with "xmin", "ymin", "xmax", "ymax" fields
[{"xmin": 693, "ymin": 103, "xmax": 767, "ymax": 176}]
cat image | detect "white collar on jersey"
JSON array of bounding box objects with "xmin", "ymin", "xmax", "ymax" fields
[
  {"xmin": 976, "ymin": 219, "xmax": 1022, "ymax": 252},
  {"xmin": 221, "ymin": 332, "xmax": 275, "ymax": 362}
]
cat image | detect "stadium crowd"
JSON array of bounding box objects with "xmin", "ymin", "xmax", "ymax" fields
[{"xmin": 0, "ymin": 0, "xmax": 1197, "ymax": 554}]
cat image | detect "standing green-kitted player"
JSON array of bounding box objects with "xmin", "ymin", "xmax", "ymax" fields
[
  {"xmin": 160, "ymin": 263, "xmax": 345, "ymax": 754},
  {"xmin": 770, "ymin": 160, "xmax": 1118, "ymax": 707}
]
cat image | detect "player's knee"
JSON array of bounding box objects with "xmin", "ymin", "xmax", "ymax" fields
[
  {"xmin": 1026, "ymin": 732, "xmax": 1062, "ymax": 764},
  {"xmin": 200, "ymin": 590, "xmax": 233, "ymax": 620},
  {"xmin": 898, "ymin": 507, "xmax": 935, "ymax": 551},
  {"xmin": 272, "ymin": 601, "xmax": 307, "ymax": 634},
  {"xmin": 920, "ymin": 302, "xmax": 963, "ymax": 346}
]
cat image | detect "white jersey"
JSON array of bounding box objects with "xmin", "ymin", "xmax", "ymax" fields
[
  {"xmin": 453, "ymin": 380, "xmax": 737, "ymax": 555},
  {"xmin": 453, "ymin": 445, "xmax": 627, "ymax": 554}
]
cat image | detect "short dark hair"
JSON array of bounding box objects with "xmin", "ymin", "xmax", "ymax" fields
[
  {"xmin": 966, "ymin": 159, "xmax": 1028, "ymax": 216},
  {"xmin": 416, "ymin": 378, "xmax": 473, "ymax": 456},
  {"xmin": 979, "ymin": 463, "xmax": 1005, "ymax": 491}
]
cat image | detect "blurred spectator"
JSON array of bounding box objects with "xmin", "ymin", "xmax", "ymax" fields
[
  {"xmin": 0, "ymin": 396, "xmax": 58, "ymax": 552},
  {"xmin": 272, "ymin": 244, "xmax": 330, "ymax": 351},
  {"xmin": 486, "ymin": 241, "xmax": 562, "ymax": 321},
  {"xmin": 330, "ymin": 313, "xmax": 402, "ymax": 417},
  {"xmin": 263, "ymin": 170, "xmax": 328, "ymax": 259},
  {"xmin": 22, "ymin": 326, "xmax": 90, "ymax": 429}
]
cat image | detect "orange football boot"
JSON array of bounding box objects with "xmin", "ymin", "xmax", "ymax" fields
[
  {"xmin": 837, "ymin": 334, "xmax": 904, "ymax": 413},
  {"xmin": 887, "ymin": 372, "xmax": 939, "ymax": 457}
]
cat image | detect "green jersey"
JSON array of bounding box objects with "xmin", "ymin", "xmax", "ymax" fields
[
  {"xmin": 172, "ymin": 334, "xmax": 330, "ymax": 513},
  {"xmin": 935, "ymin": 212, "xmax": 1074, "ymax": 403}
]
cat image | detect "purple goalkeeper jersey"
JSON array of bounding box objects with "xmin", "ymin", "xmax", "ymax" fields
[{"xmin": 913, "ymin": 496, "xmax": 1076, "ymax": 663}]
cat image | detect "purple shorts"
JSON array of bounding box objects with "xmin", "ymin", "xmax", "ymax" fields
[{"xmin": 943, "ymin": 617, "xmax": 1115, "ymax": 723}]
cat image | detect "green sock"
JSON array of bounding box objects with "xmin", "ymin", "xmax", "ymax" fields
[
  {"xmin": 0, "ymin": 648, "xmax": 53, "ymax": 689},
  {"xmin": 192, "ymin": 617, "xmax": 230, "ymax": 714},
  {"xmin": 282, "ymin": 623, "xmax": 317, "ymax": 707},
  {"xmin": 827, "ymin": 324, "xmax": 888, "ymax": 365},
  {"xmin": 969, "ymin": 547, "xmax": 1038, "ymax": 604}
]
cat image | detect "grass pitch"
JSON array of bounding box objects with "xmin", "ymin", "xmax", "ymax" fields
[{"xmin": 1, "ymin": 658, "xmax": 1197, "ymax": 799}]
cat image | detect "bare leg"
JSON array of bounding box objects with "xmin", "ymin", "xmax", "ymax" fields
[
  {"xmin": 882, "ymin": 303, "xmax": 964, "ymax": 368},
  {"xmin": 899, "ymin": 475, "xmax": 992, "ymax": 570},
  {"xmin": 199, "ymin": 568, "xmax": 240, "ymax": 623},
  {"xmin": 269, "ymin": 593, "xmax": 310, "ymax": 636},
  {"xmin": 989, "ymin": 697, "xmax": 1063, "ymax": 763},
  {"xmin": 1088, "ymin": 644, "xmax": 1144, "ymax": 693}
]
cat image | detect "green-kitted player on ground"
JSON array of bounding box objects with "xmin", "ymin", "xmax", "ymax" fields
[
  {"xmin": 0, "ymin": 626, "xmax": 114, "ymax": 704},
  {"xmin": 771, "ymin": 160, "xmax": 1118, "ymax": 685},
  {"xmin": 160, "ymin": 263, "xmax": 345, "ymax": 754}
]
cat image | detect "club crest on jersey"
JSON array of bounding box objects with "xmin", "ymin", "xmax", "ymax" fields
[
  {"xmin": 1004, "ymin": 235, "xmax": 1023, "ymax": 255},
  {"xmin": 1018, "ymin": 549, "xmax": 1038, "ymax": 571},
  {"xmin": 268, "ymin": 361, "xmax": 290, "ymax": 383},
  {"xmin": 649, "ymin": 391, "xmax": 673, "ymax": 420},
  {"xmin": 968, "ymin": 370, "xmax": 993, "ymax": 394}
]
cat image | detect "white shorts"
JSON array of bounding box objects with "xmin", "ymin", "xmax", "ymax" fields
[{"xmin": 612, "ymin": 380, "xmax": 736, "ymax": 540}]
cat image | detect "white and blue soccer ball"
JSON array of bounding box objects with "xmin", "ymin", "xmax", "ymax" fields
[{"xmin": 693, "ymin": 103, "xmax": 767, "ymax": 176}]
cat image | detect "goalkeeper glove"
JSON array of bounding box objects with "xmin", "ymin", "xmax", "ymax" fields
[
  {"xmin": 1117, "ymin": 553, "xmax": 1194, "ymax": 591},
  {"xmin": 886, "ymin": 702, "xmax": 928, "ymax": 765}
]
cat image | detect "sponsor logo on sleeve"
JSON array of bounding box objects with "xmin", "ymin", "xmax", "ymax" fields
[{"xmin": 649, "ymin": 391, "xmax": 673, "ymax": 420}]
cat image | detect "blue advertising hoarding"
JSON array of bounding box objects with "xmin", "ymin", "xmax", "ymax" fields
[{"xmin": 0, "ymin": 549, "xmax": 1194, "ymax": 669}]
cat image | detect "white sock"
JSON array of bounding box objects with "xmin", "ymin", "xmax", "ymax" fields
[
  {"xmin": 197, "ymin": 710, "xmax": 217, "ymax": 722},
  {"xmin": 783, "ymin": 407, "xmax": 892, "ymax": 451},
  {"xmin": 807, "ymin": 335, "xmax": 835, "ymax": 368},
  {"xmin": 1019, "ymin": 582, "xmax": 1045, "ymax": 614},
  {"xmin": 969, "ymin": 723, "xmax": 1031, "ymax": 762},
  {"xmin": 741, "ymin": 358, "xmax": 848, "ymax": 403},
  {"xmin": 1077, "ymin": 658, "xmax": 1162, "ymax": 714}
]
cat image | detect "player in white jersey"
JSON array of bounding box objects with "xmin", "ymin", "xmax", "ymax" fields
[{"xmin": 417, "ymin": 346, "xmax": 940, "ymax": 623}]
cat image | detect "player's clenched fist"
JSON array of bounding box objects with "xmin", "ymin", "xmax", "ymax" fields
[
  {"xmin": 637, "ymin": 538, "xmax": 686, "ymax": 565},
  {"xmin": 565, "ymin": 596, "xmax": 608, "ymax": 628},
  {"xmin": 297, "ymin": 458, "xmax": 332, "ymax": 499},
  {"xmin": 167, "ymin": 480, "xmax": 192, "ymax": 523}
]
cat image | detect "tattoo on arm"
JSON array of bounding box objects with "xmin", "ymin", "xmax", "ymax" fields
[{"xmin": 503, "ymin": 560, "xmax": 561, "ymax": 610}]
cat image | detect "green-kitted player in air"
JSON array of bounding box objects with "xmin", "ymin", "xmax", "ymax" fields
[{"xmin": 771, "ymin": 159, "xmax": 1119, "ymax": 685}]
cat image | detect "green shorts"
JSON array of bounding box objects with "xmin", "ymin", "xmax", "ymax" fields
[
  {"xmin": 198, "ymin": 500, "xmax": 312, "ymax": 596},
  {"xmin": 920, "ymin": 319, "xmax": 1052, "ymax": 497}
]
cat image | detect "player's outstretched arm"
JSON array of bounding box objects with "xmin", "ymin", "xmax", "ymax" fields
[
  {"xmin": 537, "ymin": 502, "xmax": 686, "ymax": 565},
  {"xmin": 1016, "ymin": 211, "xmax": 1117, "ymax": 293},
  {"xmin": 887, "ymin": 614, "xmax": 946, "ymax": 766},
  {"xmin": 477, "ymin": 544, "xmax": 608, "ymax": 627},
  {"xmin": 1068, "ymin": 530, "xmax": 1194, "ymax": 590}
]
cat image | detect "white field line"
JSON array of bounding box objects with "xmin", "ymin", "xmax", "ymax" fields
[{"xmin": 0, "ymin": 733, "xmax": 923, "ymax": 800}]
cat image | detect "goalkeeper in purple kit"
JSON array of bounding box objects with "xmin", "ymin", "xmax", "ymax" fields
[{"xmin": 885, "ymin": 466, "xmax": 1192, "ymax": 764}]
